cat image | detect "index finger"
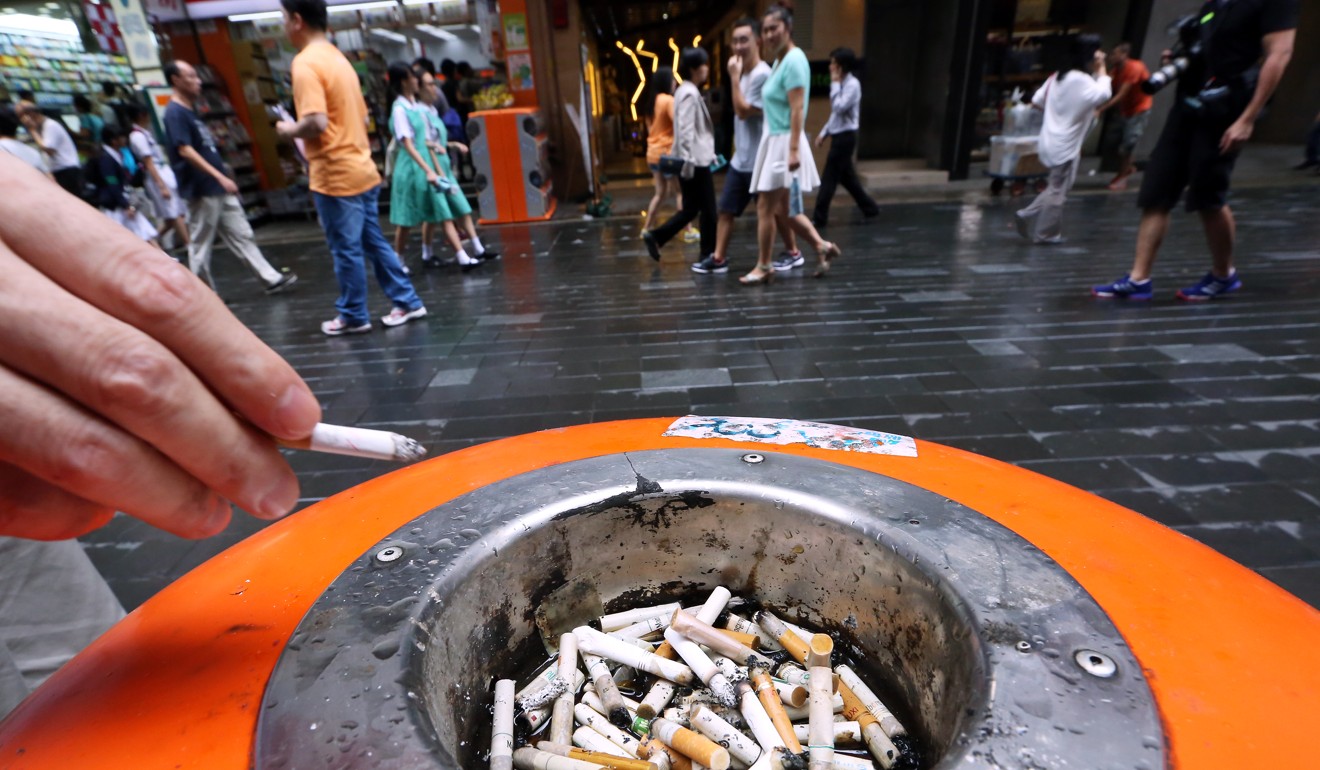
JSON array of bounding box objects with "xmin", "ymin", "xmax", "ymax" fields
[{"xmin": 0, "ymin": 156, "xmax": 320, "ymax": 440}]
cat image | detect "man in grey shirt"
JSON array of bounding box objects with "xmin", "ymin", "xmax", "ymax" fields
[
  {"xmin": 812, "ymin": 47, "xmax": 879, "ymax": 228},
  {"xmin": 693, "ymin": 17, "xmax": 800, "ymax": 274}
]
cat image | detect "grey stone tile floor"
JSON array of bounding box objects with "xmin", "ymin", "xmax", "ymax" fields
[{"xmin": 81, "ymin": 182, "xmax": 1320, "ymax": 612}]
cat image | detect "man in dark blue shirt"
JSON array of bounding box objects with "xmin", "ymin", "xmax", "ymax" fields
[{"xmin": 163, "ymin": 60, "xmax": 296, "ymax": 296}]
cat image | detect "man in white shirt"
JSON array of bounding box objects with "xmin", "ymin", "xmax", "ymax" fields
[
  {"xmin": 16, "ymin": 101, "xmax": 81, "ymax": 195},
  {"xmin": 811, "ymin": 47, "xmax": 879, "ymax": 229}
]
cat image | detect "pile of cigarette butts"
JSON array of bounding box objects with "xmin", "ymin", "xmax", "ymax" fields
[{"xmin": 488, "ymin": 587, "xmax": 917, "ymax": 770}]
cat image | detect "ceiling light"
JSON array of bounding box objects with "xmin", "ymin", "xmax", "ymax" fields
[
  {"xmin": 229, "ymin": 11, "xmax": 283, "ymax": 21},
  {"xmin": 0, "ymin": 12, "xmax": 78, "ymax": 36},
  {"xmin": 416, "ymin": 24, "xmax": 458, "ymax": 41},
  {"xmin": 328, "ymin": 1, "xmax": 398, "ymax": 14},
  {"xmin": 368, "ymin": 28, "xmax": 410, "ymax": 43}
]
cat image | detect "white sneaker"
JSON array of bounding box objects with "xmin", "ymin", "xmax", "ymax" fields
[
  {"xmin": 321, "ymin": 317, "xmax": 372, "ymax": 336},
  {"xmin": 381, "ymin": 306, "xmax": 427, "ymax": 327}
]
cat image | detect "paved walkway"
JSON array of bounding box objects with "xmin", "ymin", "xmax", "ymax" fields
[{"xmin": 81, "ymin": 175, "xmax": 1320, "ymax": 613}]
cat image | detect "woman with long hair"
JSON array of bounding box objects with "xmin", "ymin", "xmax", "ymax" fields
[
  {"xmin": 386, "ymin": 62, "xmax": 473, "ymax": 270},
  {"xmin": 1015, "ymin": 34, "xmax": 1110, "ymax": 244},
  {"xmin": 642, "ymin": 67, "xmax": 679, "ymax": 235},
  {"xmin": 742, "ymin": 4, "xmax": 840, "ymax": 283},
  {"xmin": 641, "ymin": 48, "xmax": 718, "ymax": 264}
]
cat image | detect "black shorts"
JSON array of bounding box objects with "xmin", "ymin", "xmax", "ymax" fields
[
  {"xmin": 1137, "ymin": 103, "xmax": 1238, "ymax": 213},
  {"xmin": 718, "ymin": 167, "xmax": 756, "ymax": 216}
]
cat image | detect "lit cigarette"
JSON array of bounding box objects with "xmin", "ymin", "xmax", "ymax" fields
[
  {"xmin": 669, "ymin": 611, "xmax": 769, "ymax": 668},
  {"xmin": 749, "ymin": 665, "xmax": 802, "ymax": 753},
  {"xmin": 539, "ymin": 740, "xmax": 660, "ymax": 770},
  {"xmin": 493, "ymin": 679, "xmax": 516, "ymax": 770},
  {"xmin": 690, "ymin": 703, "xmax": 763, "ymax": 767},
  {"xmin": 575, "ymin": 626, "xmax": 697, "ymax": 686},
  {"xmin": 663, "ymin": 626, "xmax": 737, "ymax": 707},
  {"xmin": 584, "ymin": 653, "xmax": 632, "ymax": 729},
  {"xmin": 573, "ymin": 726, "xmax": 635, "ymax": 759},
  {"xmin": 834, "ymin": 666, "xmax": 906, "ymax": 739},
  {"xmin": 792, "ymin": 722, "xmax": 862, "ymax": 746},
  {"xmin": 277, "ymin": 422, "xmax": 425, "ymax": 462},
  {"xmin": 651, "ymin": 718, "xmax": 731, "ymax": 770},
  {"xmin": 551, "ymin": 633, "xmax": 580, "ymax": 745},
  {"xmin": 638, "ymin": 588, "xmax": 731, "ymax": 719},
  {"xmin": 575, "ymin": 702, "xmax": 643, "ymax": 757},
  {"xmin": 751, "ymin": 612, "xmax": 809, "ymax": 664},
  {"xmin": 806, "ymin": 635, "xmax": 835, "ymax": 770},
  {"xmin": 515, "ymin": 746, "xmax": 605, "ymax": 770},
  {"xmin": 838, "ymin": 682, "xmax": 898, "ymax": 769},
  {"xmin": 602, "ymin": 603, "xmax": 683, "ymax": 633},
  {"xmin": 724, "ymin": 614, "xmax": 783, "ymax": 652}
]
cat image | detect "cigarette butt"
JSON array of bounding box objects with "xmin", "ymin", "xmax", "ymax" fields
[
  {"xmin": 575, "ymin": 702, "xmax": 643, "ymax": 757},
  {"xmin": 834, "ymin": 666, "xmax": 906, "ymax": 739},
  {"xmin": 838, "ymin": 683, "xmax": 898, "ymax": 769},
  {"xmin": 724, "ymin": 614, "xmax": 784, "ymax": 652},
  {"xmin": 749, "ymin": 666, "xmax": 802, "ymax": 753},
  {"xmin": 493, "ymin": 679, "xmax": 516, "ymax": 770},
  {"xmin": 638, "ymin": 680, "xmax": 677, "ymax": 720},
  {"xmin": 828, "ymin": 753, "xmax": 878, "ymax": 770},
  {"xmin": 584, "ymin": 654, "xmax": 633, "ymax": 728},
  {"xmin": 752, "ymin": 612, "xmax": 809, "ymax": 665},
  {"xmin": 806, "ymin": 635, "xmax": 835, "ymax": 770},
  {"xmin": 735, "ymin": 680, "xmax": 788, "ymax": 755},
  {"xmin": 772, "ymin": 679, "xmax": 808, "ymax": 708},
  {"xmin": 514, "ymin": 746, "xmax": 604, "ymax": 770},
  {"xmin": 602, "ymin": 603, "xmax": 683, "ymax": 633},
  {"xmin": 551, "ymin": 633, "xmax": 580, "ymax": 745},
  {"xmin": 663, "ymin": 626, "xmax": 737, "ymax": 707},
  {"xmin": 670, "ymin": 611, "xmax": 767, "ymax": 667},
  {"xmin": 540, "ymin": 740, "xmax": 661, "ymax": 770},
  {"xmin": 690, "ymin": 703, "xmax": 763, "ymax": 766},
  {"xmin": 792, "ymin": 721, "xmax": 863, "ymax": 745},
  {"xmin": 782, "ymin": 693, "xmax": 844, "ymax": 722},
  {"xmin": 775, "ymin": 664, "xmax": 810, "ymax": 688},
  {"xmin": 573, "ymin": 726, "xmax": 636, "ymax": 758},
  {"xmin": 613, "ymin": 614, "xmax": 672, "ymax": 640},
  {"xmin": 652, "ymin": 719, "xmax": 731, "ymax": 770},
  {"xmin": 639, "ymin": 736, "xmax": 692, "ymax": 770},
  {"xmin": 575, "ymin": 627, "xmax": 697, "ymax": 686},
  {"xmin": 277, "ymin": 422, "xmax": 425, "ymax": 462},
  {"xmin": 716, "ymin": 628, "xmax": 760, "ymax": 648}
]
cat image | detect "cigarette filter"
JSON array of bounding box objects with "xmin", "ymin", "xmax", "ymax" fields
[
  {"xmin": 582, "ymin": 689, "xmax": 649, "ymax": 736},
  {"xmin": 613, "ymin": 614, "xmax": 672, "ymax": 640},
  {"xmin": 651, "ymin": 719, "xmax": 732, "ymax": 770},
  {"xmin": 781, "ymin": 694, "xmax": 844, "ymax": 723},
  {"xmin": 834, "ymin": 666, "xmax": 906, "ymax": 739},
  {"xmin": 716, "ymin": 628, "xmax": 760, "ymax": 649},
  {"xmin": 574, "ymin": 702, "xmax": 642, "ymax": 757},
  {"xmin": 639, "ymin": 586, "xmax": 732, "ymax": 718},
  {"xmin": 573, "ymin": 726, "xmax": 635, "ymax": 758},
  {"xmin": 669, "ymin": 611, "xmax": 767, "ymax": 667},
  {"xmin": 690, "ymin": 703, "xmax": 762, "ymax": 767},
  {"xmin": 639, "ymin": 737, "xmax": 692, "ymax": 770},
  {"xmin": 492, "ymin": 679, "xmax": 516, "ymax": 770},
  {"xmin": 749, "ymin": 667, "xmax": 802, "ymax": 752},
  {"xmin": 539, "ymin": 740, "xmax": 661, "ymax": 770},
  {"xmin": 838, "ymin": 683, "xmax": 898, "ymax": 769},
  {"xmin": 637, "ymin": 680, "xmax": 677, "ymax": 721},
  {"xmin": 774, "ymin": 664, "xmax": 810, "ymax": 688},
  {"xmin": 806, "ymin": 635, "xmax": 835, "ymax": 770},
  {"xmin": 771, "ymin": 679, "xmax": 808, "ymax": 708},
  {"xmin": 513, "ymin": 746, "xmax": 603, "ymax": 770},
  {"xmin": 602, "ymin": 603, "xmax": 683, "ymax": 633},
  {"xmin": 735, "ymin": 680, "xmax": 788, "ymax": 756},
  {"xmin": 574, "ymin": 627, "xmax": 697, "ymax": 686}
]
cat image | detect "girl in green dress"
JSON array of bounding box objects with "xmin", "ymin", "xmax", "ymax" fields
[
  {"xmin": 415, "ymin": 68, "xmax": 497, "ymax": 264},
  {"xmin": 387, "ymin": 62, "xmax": 474, "ymax": 270}
]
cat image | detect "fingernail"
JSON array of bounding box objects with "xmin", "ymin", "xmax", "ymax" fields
[
  {"xmin": 257, "ymin": 473, "xmax": 300, "ymax": 519},
  {"xmin": 274, "ymin": 383, "xmax": 320, "ymax": 438},
  {"xmin": 201, "ymin": 496, "xmax": 232, "ymax": 536}
]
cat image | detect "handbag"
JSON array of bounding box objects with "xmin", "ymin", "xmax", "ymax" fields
[{"xmin": 657, "ymin": 154, "xmax": 685, "ymax": 175}]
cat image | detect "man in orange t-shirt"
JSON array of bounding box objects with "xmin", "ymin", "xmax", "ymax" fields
[
  {"xmin": 1097, "ymin": 43, "xmax": 1153, "ymax": 191},
  {"xmin": 276, "ymin": 0, "xmax": 426, "ymax": 336}
]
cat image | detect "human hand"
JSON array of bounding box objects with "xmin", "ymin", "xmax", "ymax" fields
[
  {"xmin": 1093, "ymin": 50, "xmax": 1107, "ymax": 72},
  {"xmin": 814, "ymin": 133, "xmax": 825, "ymax": 149},
  {"xmin": 0, "ymin": 154, "xmax": 321, "ymax": 541},
  {"xmin": 218, "ymin": 176, "xmax": 239, "ymax": 195},
  {"xmin": 789, "ymin": 147, "xmax": 800, "ymax": 172},
  {"xmin": 680, "ymin": 161, "xmax": 694, "ymax": 180},
  {"xmin": 1220, "ymin": 117, "xmax": 1253, "ymax": 154},
  {"xmin": 162, "ymin": 187, "xmax": 172, "ymax": 200},
  {"xmin": 727, "ymin": 55, "xmax": 742, "ymax": 79},
  {"xmin": 425, "ymin": 169, "xmax": 439, "ymax": 185},
  {"xmin": 274, "ymin": 120, "xmax": 296, "ymax": 139},
  {"xmin": 829, "ymin": 61, "xmax": 842, "ymax": 82},
  {"xmin": 452, "ymin": 142, "xmax": 469, "ymax": 154}
]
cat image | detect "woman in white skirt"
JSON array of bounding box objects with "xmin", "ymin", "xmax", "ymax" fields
[
  {"xmin": 90, "ymin": 126, "xmax": 159, "ymax": 247},
  {"xmin": 742, "ymin": 3, "xmax": 840, "ymax": 284},
  {"xmin": 126, "ymin": 103, "xmax": 190, "ymax": 252}
]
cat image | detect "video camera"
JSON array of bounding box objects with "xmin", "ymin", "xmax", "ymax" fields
[{"xmin": 1141, "ymin": 13, "xmax": 1202, "ymax": 95}]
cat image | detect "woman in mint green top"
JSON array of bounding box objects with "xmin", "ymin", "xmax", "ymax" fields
[
  {"xmin": 742, "ymin": 4, "xmax": 840, "ymax": 285},
  {"xmin": 387, "ymin": 62, "xmax": 451, "ymax": 276},
  {"xmin": 416, "ymin": 68, "xmax": 495, "ymax": 266}
]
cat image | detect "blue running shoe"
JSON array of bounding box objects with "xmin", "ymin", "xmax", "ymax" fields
[
  {"xmin": 1176, "ymin": 270, "xmax": 1241, "ymax": 301},
  {"xmin": 1091, "ymin": 275, "xmax": 1153, "ymax": 300}
]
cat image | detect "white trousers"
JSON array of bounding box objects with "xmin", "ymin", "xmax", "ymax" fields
[
  {"xmin": 1017, "ymin": 157, "xmax": 1079, "ymax": 243},
  {"xmin": 187, "ymin": 194, "xmax": 282, "ymax": 289}
]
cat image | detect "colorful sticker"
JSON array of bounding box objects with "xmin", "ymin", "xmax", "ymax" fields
[{"xmin": 664, "ymin": 415, "xmax": 918, "ymax": 457}]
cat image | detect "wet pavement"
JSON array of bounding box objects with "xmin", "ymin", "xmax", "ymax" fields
[{"xmin": 80, "ymin": 180, "xmax": 1320, "ymax": 611}]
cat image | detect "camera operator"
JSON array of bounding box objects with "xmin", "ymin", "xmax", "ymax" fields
[{"xmin": 1092, "ymin": 0, "xmax": 1296, "ymax": 302}]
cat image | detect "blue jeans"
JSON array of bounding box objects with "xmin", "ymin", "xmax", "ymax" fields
[{"xmin": 313, "ymin": 185, "xmax": 422, "ymax": 326}]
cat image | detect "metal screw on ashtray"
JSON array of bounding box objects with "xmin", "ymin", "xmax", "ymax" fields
[
  {"xmin": 1074, "ymin": 649, "xmax": 1117, "ymax": 678},
  {"xmin": 741, "ymin": 453, "xmax": 764, "ymax": 464},
  {"xmin": 375, "ymin": 546, "xmax": 404, "ymax": 563}
]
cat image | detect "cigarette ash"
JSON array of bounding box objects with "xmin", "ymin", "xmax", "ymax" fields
[
  {"xmin": 488, "ymin": 589, "xmax": 929, "ymax": 770},
  {"xmin": 392, "ymin": 435, "xmax": 428, "ymax": 463}
]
